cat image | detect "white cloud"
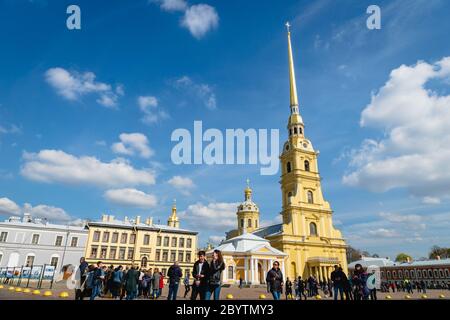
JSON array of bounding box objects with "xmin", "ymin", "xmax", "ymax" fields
[
  {"xmin": 104, "ymin": 188, "xmax": 158, "ymax": 208},
  {"xmin": 179, "ymin": 202, "xmax": 238, "ymax": 232},
  {"xmin": 151, "ymin": 0, "xmax": 187, "ymax": 12},
  {"xmin": 378, "ymin": 212, "xmax": 425, "ymax": 231},
  {"xmin": 111, "ymin": 133, "xmax": 153, "ymax": 159},
  {"xmin": 0, "ymin": 124, "xmax": 21, "ymax": 135},
  {"xmin": 208, "ymin": 235, "xmax": 225, "ymax": 245},
  {"xmin": 23, "ymin": 203, "xmax": 71, "ymax": 222},
  {"xmin": 174, "ymin": 76, "xmax": 216, "ymax": 110},
  {"xmin": 168, "ymin": 175, "xmax": 195, "ymax": 195},
  {"xmin": 368, "ymin": 228, "xmax": 399, "ymax": 238},
  {"xmin": 0, "ymin": 197, "xmax": 21, "ymax": 215},
  {"xmin": 21, "ymin": 149, "xmax": 156, "ymax": 188},
  {"xmin": 181, "ymin": 4, "xmax": 218, "ymax": 39},
  {"xmin": 422, "ymin": 196, "xmax": 441, "ymax": 205},
  {"xmin": 137, "ymin": 96, "xmax": 169, "ymax": 124},
  {"xmin": 45, "ymin": 67, "xmax": 123, "ymax": 108},
  {"xmin": 343, "ymin": 57, "xmax": 450, "ymax": 199}
]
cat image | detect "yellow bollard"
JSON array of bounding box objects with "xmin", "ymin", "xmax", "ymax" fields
[
  {"xmin": 259, "ymin": 294, "xmax": 266, "ymax": 299},
  {"xmin": 32, "ymin": 290, "xmax": 41, "ymax": 295},
  {"xmin": 43, "ymin": 290, "xmax": 52, "ymax": 297},
  {"xmin": 315, "ymin": 294, "xmax": 322, "ymax": 300},
  {"xmin": 59, "ymin": 291, "xmax": 69, "ymax": 298},
  {"xmin": 405, "ymin": 295, "xmax": 411, "ymax": 299},
  {"xmin": 385, "ymin": 295, "xmax": 392, "ymax": 300},
  {"xmin": 0, "ymin": 285, "xmax": 4, "ymax": 289},
  {"xmin": 23, "ymin": 288, "xmax": 31, "ymax": 293},
  {"xmin": 421, "ymin": 294, "xmax": 428, "ymax": 299},
  {"xmin": 15, "ymin": 288, "xmax": 23, "ymax": 292},
  {"xmin": 439, "ymin": 294, "xmax": 445, "ymax": 299},
  {"xmin": 8, "ymin": 286, "xmax": 15, "ymax": 291},
  {"xmin": 226, "ymin": 294, "xmax": 233, "ymax": 299}
]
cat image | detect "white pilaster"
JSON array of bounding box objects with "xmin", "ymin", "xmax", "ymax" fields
[{"xmin": 244, "ymin": 257, "xmax": 249, "ymax": 283}]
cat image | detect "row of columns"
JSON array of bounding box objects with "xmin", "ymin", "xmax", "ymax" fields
[
  {"xmin": 308, "ymin": 265, "xmax": 333, "ymax": 282},
  {"xmin": 243, "ymin": 257, "xmax": 285, "ymax": 285}
]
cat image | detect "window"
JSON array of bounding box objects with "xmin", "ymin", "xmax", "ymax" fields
[
  {"xmin": 100, "ymin": 247, "xmax": 107, "ymax": 259},
  {"xmin": 387, "ymin": 271, "xmax": 391, "ymax": 279},
  {"xmin": 248, "ymin": 219, "xmax": 252, "ymax": 228},
  {"xmin": 119, "ymin": 247, "xmax": 126, "ymax": 260},
  {"xmin": 186, "ymin": 252, "xmax": 191, "ymax": 262},
  {"xmin": 157, "ymin": 236, "xmax": 162, "ymax": 246},
  {"xmin": 0, "ymin": 232, "xmax": 7, "ymax": 242},
  {"xmin": 307, "ymin": 191, "xmax": 314, "ymax": 204},
  {"xmin": 50, "ymin": 256, "xmax": 58, "ymax": 267},
  {"xmin": 172, "ymin": 237, "xmax": 177, "ymax": 247},
  {"xmin": 25, "ymin": 255, "xmax": 35, "ymax": 267},
  {"xmin": 422, "ymin": 270, "xmax": 427, "ymax": 278},
  {"xmin": 289, "ymin": 129, "xmax": 292, "ymax": 136},
  {"xmin": 445, "ymin": 269, "xmax": 449, "ymax": 278},
  {"xmin": 170, "ymin": 251, "xmax": 176, "ymax": 262},
  {"xmin": 109, "ymin": 247, "xmax": 117, "ymax": 259},
  {"xmin": 143, "ymin": 234, "xmax": 150, "ymax": 245},
  {"xmin": 141, "ymin": 257, "xmax": 148, "ymax": 268},
  {"xmin": 299, "ymin": 127, "xmax": 303, "ymax": 134},
  {"xmin": 304, "ymin": 160, "xmax": 310, "ymax": 172},
  {"xmin": 162, "ymin": 251, "xmax": 168, "ymax": 262},
  {"xmin": 102, "ymin": 232, "xmax": 110, "ymax": 242},
  {"xmin": 55, "ymin": 236, "xmax": 63, "ymax": 246},
  {"xmin": 433, "ymin": 270, "xmax": 439, "ymax": 278},
  {"xmin": 93, "ymin": 231, "xmax": 100, "ymax": 242},
  {"xmin": 398, "ymin": 270, "xmax": 403, "ymax": 278},
  {"xmin": 127, "ymin": 248, "xmax": 134, "ymax": 260},
  {"xmin": 90, "ymin": 246, "xmax": 98, "ymax": 259},
  {"xmin": 155, "ymin": 250, "xmax": 161, "ymax": 261},
  {"xmin": 240, "ymin": 219, "xmax": 244, "ymax": 228},
  {"xmin": 287, "ymin": 162, "xmax": 292, "ymax": 173},
  {"xmin": 228, "ymin": 266, "xmax": 234, "ymax": 280},
  {"xmin": 71, "ymin": 237, "xmax": 78, "ymax": 247},
  {"xmin": 112, "ymin": 232, "xmax": 119, "ymax": 243},
  {"xmin": 294, "ymin": 127, "xmax": 298, "ymax": 134},
  {"xmin": 164, "ymin": 237, "xmax": 170, "ymax": 247},
  {"xmin": 178, "ymin": 252, "xmax": 184, "ymax": 262},
  {"xmin": 309, "ymin": 222, "xmax": 318, "ymax": 236},
  {"xmin": 187, "ymin": 238, "xmax": 192, "ymax": 248},
  {"xmin": 31, "ymin": 234, "xmax": 40, "ymax": 245},
  {"xmin": 439, "ymin": 269, "xmax": 444, "ymax": 278},
  {"xmin": 120, "ymin": 233, "xmax": 128, "ymax": 244},
  {"xmin": 161, "ymin": 268, "xmax": 167, "ymax": 276},
  {"xmin": 179, "ymin": 238, "xmax": 185, "ymax": 247},
  {"xmin": 393, "ymin": 271, "xmax": 397, "ymax": 278},
  {"xmin": 428, "ymin": 270, "xmax": 433, "ymax": 278},
  {"xmin": 129, "ymin": 234, "xmax": 136, "ymax": 245}
]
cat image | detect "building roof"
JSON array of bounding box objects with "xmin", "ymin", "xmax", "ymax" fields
[
  {"xmin": 348, "ymin": 256, "xmax": 450, "ymax": 269},
  {"xmin": 1, "ymin": 216, "xmax": 87, "ymax": 233},
  {"xmin": 252, "ymin": 223, "xmax": 283, "ymax": 238},
  {"xmin": 211, "ymin": 232, "xmax": 287, "ymax": 256},
  {"xmin": 87, "ymin": 219, "xmax": 198, "ymax": 235}
]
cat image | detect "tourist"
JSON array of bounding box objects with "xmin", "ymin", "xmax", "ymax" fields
[
  {"xmin": 266, "ymin": 261, "xmax": 283, "ymax": 300},
  {"xmin": 206, "ymin": 249, "xmax": 225, "ymax": 300},
  {"xmin": 159, "ymin": 271, "xmax": 165, "ymax": 297},
  {"xmin": 183, "ymin": 273, "xmax": 191, "ymax": 298},
  {"xmin": 352, "ymin": 264, "xmax": 369, "ymax": 300},
  {"xmin": 343, "ymin": 271, "xmax": 353, "ymax": 300},
  {"xmin": 285, "ymin": 277, "xmax": 293, "ymax": 299},
  {"xmin": 331, "ymin": 265, "xmax": 345, "ymax": 300},
  {"xmin": 297, "ymin": 276, "xmax": 307, "ymax": 300},
  {"xmin": 239, "ymin": 277, "xmax": 244, "ymax": 289},
  {"xmin": 90, "ymin": 261, "xmax": 105, "ymax": 300},
  {"xmin": 151, "ymin": 268, "xmax": 161, "ymax": 299},
  {"xmin": 111, "ymin": 266, "xmax": 123, "ymax": 299},
  {"xmin": 167, "ymin": 261, "xmax": 183, "ymax": 300},
  {"xmin": 142, "ymin": 270, "xmax": 152, "ymax": 298},
  {"xmin": 124, "ymin": 265, "xmax": 139, "ymax": 300},
  {"xmin": 74, "ymin": 257, "xmax": 89, "ymax": 300},
  {"xmin": 191, "ymin": 250, "xmax": 210, "ymax": 300}
]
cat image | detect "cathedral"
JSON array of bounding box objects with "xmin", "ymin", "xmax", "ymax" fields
[{"xmin": 224, "ymin": 24, "xmax": 347, "ymax": 283}]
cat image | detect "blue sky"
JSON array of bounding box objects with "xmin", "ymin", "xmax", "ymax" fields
[{"xmin": 1, "ymin": 0, "xmax": 450, "ymax": 259}]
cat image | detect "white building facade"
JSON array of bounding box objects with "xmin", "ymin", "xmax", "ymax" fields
[{"xmin": 0, "ymin": 213, "xmax": 88, "ymax": 271}]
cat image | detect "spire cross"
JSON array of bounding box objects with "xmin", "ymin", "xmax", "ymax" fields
[
  {"xmin": 246, "ymin": 178, "xmax": 250, "ymax": 188},
  {"xmin": 285, "ymin": 21, "xmax": 291, "ymax": 32}
]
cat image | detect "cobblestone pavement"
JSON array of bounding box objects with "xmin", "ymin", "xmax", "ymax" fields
[{"xmin": 0, "ymin": 281, "xmax": 449, "ymax": 300}]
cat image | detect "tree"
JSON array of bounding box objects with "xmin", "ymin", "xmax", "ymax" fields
[
  {"xmin": 428, "ymin": 246, "xmax": 450, "ymax": 259},
  {"xmin": 395, "ymin": 253, "xmax": 412, "ymax": 263},
  {"xmin": 346, "ymin": 246, "xmax": 363, "ymax": 263}
]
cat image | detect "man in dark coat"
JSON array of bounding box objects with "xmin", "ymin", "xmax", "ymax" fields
[
  {"xmin": 124, "ymin": 265, "xmax": 140, "ymax": 300},
  {"xmin": 191, "ymin": 251, "xmax": 210, "ymax": 300},
  {"xmin": 331, "ymin": 265, "xmax": 345, "ymax": 300},
  {"xmin": 167, "ymin": 261, "xmax": 183, "ymax": 300},
  {"xmin": 266, "ymin": 261, "xmax": 283, "ymax": 300}
]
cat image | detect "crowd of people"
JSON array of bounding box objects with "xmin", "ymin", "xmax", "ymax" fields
[
  {"xmin": 74, "ymin": 249, "xmax": 225, "ymax": 300},
  {"xmin": 73, "ymin": 255, "xmax": 449, "ymax": 301}
]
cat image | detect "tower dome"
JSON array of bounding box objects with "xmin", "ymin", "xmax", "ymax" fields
[{"xmin": 236, "ymin": 179, "xmax": 260, "ymax": 235}]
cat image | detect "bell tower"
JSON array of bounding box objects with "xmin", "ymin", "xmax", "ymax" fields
[
  {"xmin": 167, "ymin": 199, "xmax": 180, "ymax": 228},
  {"xmin": 236, "ymin": 179, "xmax": 260, "ymax": 235}
]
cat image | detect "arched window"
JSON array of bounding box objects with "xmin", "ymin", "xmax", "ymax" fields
[
  {"xmin": 294, "ymin": 127, "xmax": 298, "ymax": 134},
  {"xmin": 445, "ymin": 269, "xmax": 449, "ymax": 277},
  {"xmin": 387, "ymin": 271, "xmax": 391, "ymax": 279},
  {"xmin": 299, "ymin": 127, "xmax": 303, "ymax": 134},
  {"xmin": 287, "ymin": 162, "xmax": 292, "ymax": 173},
  {"xmin": 309, "ymin": 222, "xmax": 318, "ymax": 236},
  {"xmin": 141, "ymin": 257, "xmax": 148, "ymax": 268},
  {"xmin": 289, "ymin": 129, "xmax": 292, "ymax": 136},
  {"xmin": 240, "ymin": 219, "xmax": 244, "ymax": 228},
  {"xmin": 304, "ymin": 160, "xmax": 310, "ymax": 172},
  {"xmin": 439, "ymin": 269, "xmax": 444, "ymax": 278},
  {"xmin": 307, "ymin": 191, "xmax": 314, "ymax": 204},
  {"xmin": 248, "ymin": 219, "xmax": 252, "ymax": 228}
]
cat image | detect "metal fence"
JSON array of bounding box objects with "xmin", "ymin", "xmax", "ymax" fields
[{"xmin": 0, "ymin": 264, "xmax": 56, "ymax": 289}]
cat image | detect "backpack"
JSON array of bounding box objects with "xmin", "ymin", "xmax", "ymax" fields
[{"xmin": 85, "ymin": 271, "xmax": 95, "ymax": 289}]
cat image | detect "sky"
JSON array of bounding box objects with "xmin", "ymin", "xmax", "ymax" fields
[{"xmin": 1, "ymin": 0, "xmax": 450, "ymax": 259}]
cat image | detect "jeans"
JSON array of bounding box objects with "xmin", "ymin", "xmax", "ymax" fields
[
  {"xmin": 271, "ymin": 291, "xmax": 281, "ymax": 300},
  {"xmin": 205, "ymin": 284, "xmax": 221, "ymax": 300},
  {"xmin": 168, "ymin": 282, "xmax": 179, "ymax": 300},
  {"xmin": 90, "ymin": 284, "xmax": 101, "ymax": 300},
  {"xmin": 334, "ymin": 285, "xmax": 344, "ymax": 300}
]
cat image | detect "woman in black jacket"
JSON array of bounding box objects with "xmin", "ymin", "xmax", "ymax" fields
[
  {"xmin": 206, "ymin": 249, "xmax": 225, "ymax": 300},
  {"xmin": 266, "ymin": 261, "xmax": 283, "ymax": 300}
]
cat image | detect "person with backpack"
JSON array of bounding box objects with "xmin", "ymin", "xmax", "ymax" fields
[
  {"xmin": 111, "ymin": 265, "xmax": 123, "ymax": 299},
  {"xmin": 89, "ymin": 261, "xmax": 105, "ymax": 300},
  {"xmin": 206, "ymin": 249, "xmax": 225, "ymax": 300},
  {"xmin": 266, "ymin": 261, "xmax": 283, "ymax": 300},
  {"xmin": 167, "ymin": 261, "xmax": 183, "ymax": 300}
]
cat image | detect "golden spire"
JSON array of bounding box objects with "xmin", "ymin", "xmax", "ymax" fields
[
  {"xmin": 244, "ymin": 178, "xmax": 252, "ymax": 201},
  {"xmin": 286, "ymin": 22, "xmax": 299, "ymax": 108},
  {"xmin": 168, "ymin": 198, "xmax": 180, "ymax": 228}
]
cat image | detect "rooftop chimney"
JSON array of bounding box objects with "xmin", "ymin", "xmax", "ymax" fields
[
  {"xmin": 124, "ymin": 216, "xmax": 129, "ymax": 223},
  {"xmin": 108, "ymin": 215, "xmax": 114, "ymax": 222},
  {"xmin": 136, "ymin": 216, "xmax": 141, "ymax": 224},
  {"xmin": 145, "ymin": 217, "xmax": 153, "ymax": 225},
  {"xmin": 101, "ymin": 214, "xmax": 108, "ymax": 222}
]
